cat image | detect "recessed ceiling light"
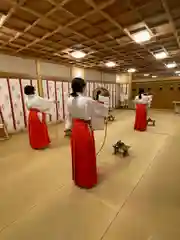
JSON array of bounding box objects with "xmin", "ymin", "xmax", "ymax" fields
[
  {"xmin": 105, "ymin": 61, "xmax": 116, "ymax": 67},
  {"xmin": 71, "ymin": 50, "xmax": 86, "ymax": 59},
  {"xmin": 0, "ymin": 14, "xmax": 7, "ymax": 28},
  {"xmin": 166, "ymin": 62, "xmax": 177, "ymax": 68},
  {"xmin": 175, "ymin": 70, "xmax": 180, "ymax": 74},
  {"xmin": 152, "ymin": 75, "xmax": 157, "ymax": 78},
  {"xmin": 144, "ymin": 73, "xmax": 150, "ymax": 76},
  {"xmin": 128, "ymin": 68, "xmax": 136, "ymax": 73},
  {"xmin": 154, "ymin": 51, "xmax": 168, "ymax": 60},
  {"xmin": 132, "ymin": 30, "xmax": 151, "ymax": 43}
]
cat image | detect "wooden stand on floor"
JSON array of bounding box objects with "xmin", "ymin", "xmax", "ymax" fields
[
  {"xmin": 113, "ymin": 140, "xmax": 130, "ymax": 157},
  {"xmin": 0, "ymin": 108, "xmax": 9, "ymax": 141},
  {"xmin": 147, "ymin": 118, "xmax": 156, "ymax": 126}
]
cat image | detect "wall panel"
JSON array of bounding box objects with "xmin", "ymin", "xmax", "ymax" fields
[
  {"xmin": 132, "ymin": 80, "xmax": 180, "ymax": 109},
  {"xmin": 47, "ymin": 81, "xmax": 57, "ymax": 123},
  {"xmin": 0, "ymin": 77, "xmax": 120, "ymax": 134},
  {"xmin": 42, "ymin": 80, "xmax": 51, "ymax": 122},
  {"xmin": 0, "ymin": 54, "xmax": 36, "ymax": 76},
  {"xmin": 62, "ymin": 82, "xmax": 69, "ymax": 119},
  {"xmin": 56, "ymin": 81, "xmax": 64, "ymax": 121},
  {"xmin": 40, "ymin": 62, "xmax": 71, "ymax": 79},
  {"xmin": 0, "ymin": 78, "xmax": 14, "ymax": 132},
  {"xmin": 20, "ymin": 79, "xmax": 31, "ymax": 127},
  {"xmin": 9, "ymin": 79, "xmax": 25, "ymax": 131}
]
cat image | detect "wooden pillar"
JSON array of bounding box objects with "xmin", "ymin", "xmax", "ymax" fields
[{"xmin": 35, "ymin": 59, "xmax": 43, "ymax": 97}]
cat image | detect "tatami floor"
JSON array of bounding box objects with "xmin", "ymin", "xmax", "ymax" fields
[{"xmin": 0, "ymin": 110, "xmax": 180, "ymax": 240}]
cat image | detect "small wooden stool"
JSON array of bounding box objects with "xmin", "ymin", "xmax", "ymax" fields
[
  {"xmin": 64, "ymin": 129, "xmax": 71, "ymax": 137},
  {"xmin": 113, "ymin": 140, "xmax": 130, "ymax": 156},
  {"xmin": 147, "ymin": 118, "xmax": 156, "ymax": 126}
]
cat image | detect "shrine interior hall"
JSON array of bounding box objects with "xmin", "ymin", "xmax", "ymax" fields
[{"xmin": 1, "ymin": 0, "xmax": 180, "ymax": 239}]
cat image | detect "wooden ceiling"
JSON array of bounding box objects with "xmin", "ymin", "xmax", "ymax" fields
[{"xmin": 0, "ymin": 0, "xmax": 180, "ymax": 78}]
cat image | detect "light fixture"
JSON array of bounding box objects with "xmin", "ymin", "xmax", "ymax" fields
[
  {"xmin": 175, "ymin": 70, "xmax": 180, "ymax": 74},
  {"xmin": 71, "ymin": 50, "xmax": 86, "ymax": 59},
  {"xmin": 132, "ymin": 29, "xmax": 151, "ymax": 43},
  {"xmin": 128, "ymin": 68, "xmax": 136, "ymax": 73},
  {"xmin": 144, "ymin": 73, "xmax": 150, "ymax": 77},
  {"xmin": 105, "ymin": 61, "xmax": 116, "ymax": 68},
  {"xmin": 154, "ymin": 51, "xmax": 168, "ymax": 60},
  {"xmin": 166, "ymin": 62, "xmax": 177, "ymax": 69},
  {"xmin": 152, "ymin": 75, "xmax": 157, "ymax": 78},
  {"xmin": 0, "ymin": 14, "xmax": 7, "ymax": 28}
]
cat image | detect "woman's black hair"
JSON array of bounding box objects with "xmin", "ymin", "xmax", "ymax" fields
[
  {"xmin": 96, "ymin": 90, "xmax": 101, "ymax": 100},
  {"xmin": 24, "ymin": 85, "xmax": 35, "ymax": 95},
  {"xmin": 70, "ymin": 77, "xmax": 86, "ymax": 97},
  {"xmin": 138, "ymin": 88, "xmax": 144, "ymax": 99}
]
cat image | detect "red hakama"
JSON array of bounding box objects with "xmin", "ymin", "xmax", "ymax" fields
[
  {"xmin": 134, "ymin": 104, "xmax": 147, "ymax": 131},
  {"xmin": 71, "ymin": 119, "xmax": 97, "ymax": 189},
  {"xmin": 28, "ymin": 109, "xmax": 50, "ymax": 149}
]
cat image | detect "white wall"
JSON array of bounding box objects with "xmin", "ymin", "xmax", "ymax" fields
[
  {"xmin": 39, "ymin": 61, "xmax": 71, "ymax": 79},
  {"xmin": 0, "ymin": 53, "xmax": 117, "ymax": 83},
  {"xmin": 72, "ymin": 67, "xmax": 84, "ymax": 78},
  {"xmin": 0, "ymin": 54, "xmax": 36, "ymax": 76},
  {"xmin": 84, "ymin": 69, "xmax": 101, "ymax": 81},
  {"xmin": 103, "ymin": 72, "xmax": 116, "ymax": 82},
  {"xmin": 116, "ymin": 73, "xmax": 132, "ymax": 83}
]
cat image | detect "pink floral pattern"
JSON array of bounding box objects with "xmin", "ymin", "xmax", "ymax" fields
[
  {"xmin": 0, "ymin": 78, "xmax": 120, "ymax": 132},
  {"xmin": 47, "ymin": 81, "xmax": 56, "ymax": 123},
  {"xmin": 86, "ymin": 82, "xmax": 90, "ymax": 97},
  {"xmin": 56, "ymin": 82, "xmax": 64, "ymax": 121},
  {"xmin": 21, "ymin": 79, "xmax": 31, "ymax": 125},
  {"xmin": 42, "ymin": 80, "xmax": 51, "ymax": 122},
  {"xmin": 0, "ymin": 78, "xmax": 14, "ymax": 132},
  {"xmin": 89, "ymin": 82, "xmax": 93, "ymax": 97},
  {"xmin": 63, "ymin": 82, "xmax": 69, "ymax": 119},
  {"xmin": 9, "ymin": 79, "xmax": 25, "ymax": 131}
]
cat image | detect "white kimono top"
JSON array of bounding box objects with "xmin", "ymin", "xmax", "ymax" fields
[
  {"xmin": 65, "ymin": 94, "xmax": 108, "ymax": 130},
  {"xmin": 134, "ymin": 94, "xmax": 149, "ymax": 105},
  {"xmin": 26, "ymin": 94, "xmax": 54, "ymax": 122}
]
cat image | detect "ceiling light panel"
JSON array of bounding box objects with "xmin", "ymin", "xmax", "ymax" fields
[
  {"xmin": 166, "ymin": 62, "xmax": 177, "ymax": 69},
  {"xmin": 128, "ymin": 68, "xmax": 136, "ymax": 73},
  {"xmin": 71, "ymin": 51, "xmax": 86, "ymax": 59},
  {"xmin": 132, "ymin": 30, "xmax": 151, "ymax": 43},
  {"xmin": 105, "ymin": 61, "xmax": 116, "ymax": 67},
  {"xmin": 154, "ymin": 51, "xmax": 168, "ymax": 60}
]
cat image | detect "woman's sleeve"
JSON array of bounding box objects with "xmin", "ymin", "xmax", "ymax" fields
[
  {"xmin": 36, "ymin": 97, "xmax": 54, "ymax": 113},
  {"xmin": 25, "ymin": 100, "xmax": 30, "ymax": 110},
  {"xmin": 65, "ymin": 100, "xmax": 72, "ymax": 130},
  {"xmin": 134, "ymin": 96, "xmax": 138, "ymax": 104},
  {"xmin": 89, "ymin": 98, "xmax": 108, "ymax": 118}
]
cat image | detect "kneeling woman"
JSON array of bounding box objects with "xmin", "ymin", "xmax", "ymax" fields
[
  {"xmin": 134, "ymin": 88, "xmax": 149, "ymax": 131},
  {"xmin": 66, "ymin": 78, "xmax": 108, "ymax": 189},
  {"xmin": 24, "ymin": 85, "xmax": 56, "ymax": 149}
]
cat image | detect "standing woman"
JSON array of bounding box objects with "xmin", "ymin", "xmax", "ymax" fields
[
  {"xmin": 24, "ymin": 85, "xmax": 56, "ymax": 149},
  {"xmin": 66, "ymin": 77, "xmax": 108, "ymax": 189},
  {"xmin": 134, "ymin": 88, "xmax": 149, "ymax": 131}
]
